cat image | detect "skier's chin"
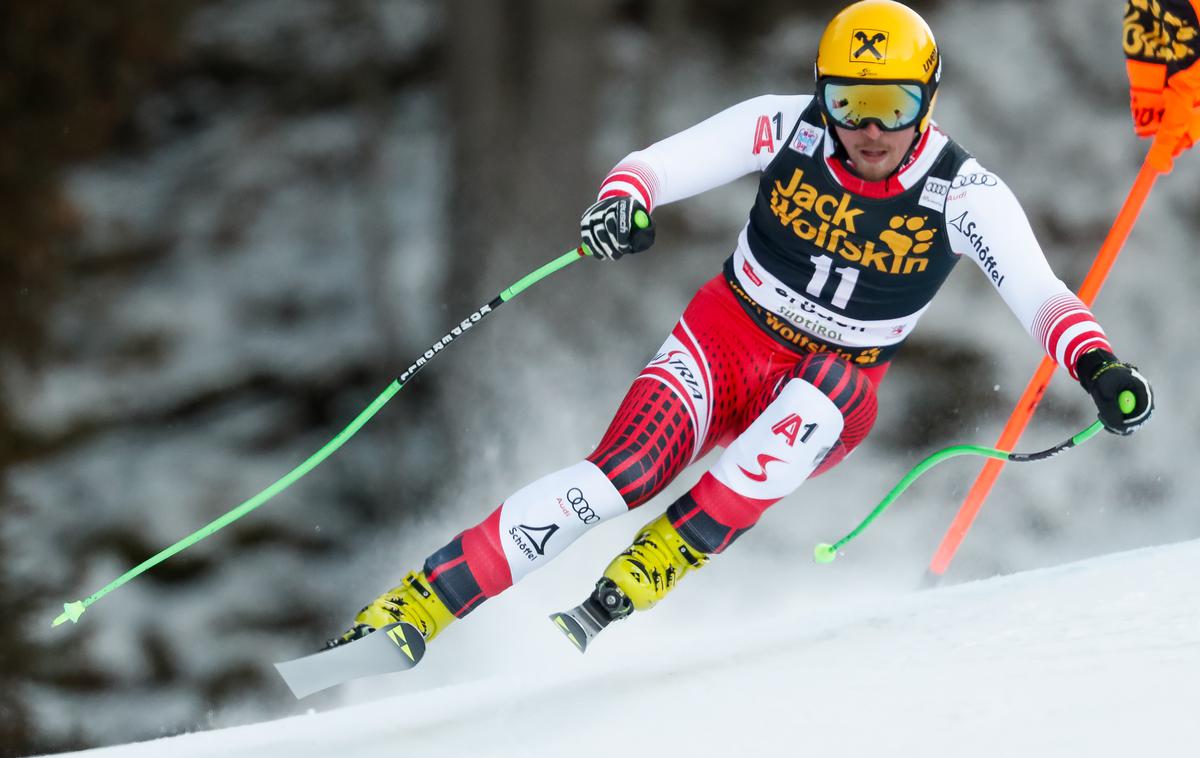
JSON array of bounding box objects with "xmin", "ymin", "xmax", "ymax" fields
[{"xmin": 851, "ymin": 150, "xmax": 899, "ymax": 181}]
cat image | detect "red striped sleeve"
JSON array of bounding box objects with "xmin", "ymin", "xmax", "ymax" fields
[
  {"xmin": 1032, "ymin": 293, "xmax": 1113, "ymax": 379},
  {"xmin": 598, "ymin": 160, "xmax": 661, "ymax": 212}
]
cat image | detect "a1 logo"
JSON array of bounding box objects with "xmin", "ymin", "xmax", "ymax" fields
[{"xmin": 772, "ymin": 413, "xmax": 818, "ymax": 447}]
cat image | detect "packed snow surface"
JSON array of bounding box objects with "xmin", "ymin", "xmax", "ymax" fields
[{"xmin": 48, "ymin": 540, "xmax": 1200, "ymax": 758}]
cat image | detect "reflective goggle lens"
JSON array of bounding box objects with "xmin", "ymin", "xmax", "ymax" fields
[{"xmin": 822, "ymin": 82, "xmax": 924, "ymax": 130}]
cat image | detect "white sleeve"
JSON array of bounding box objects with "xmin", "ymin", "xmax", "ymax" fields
[
  {"xmin": 596, "ymin": 94, "xmax": 812, "ymax": 211},
  {"xmin": 944, "ymin": 159, "xmax": 1113, "ymax": 379}
]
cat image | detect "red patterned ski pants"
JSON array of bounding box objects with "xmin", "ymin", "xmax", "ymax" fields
[{"xmin": 423, "ymin": 275, "xmax": 885, "ymax": 616}]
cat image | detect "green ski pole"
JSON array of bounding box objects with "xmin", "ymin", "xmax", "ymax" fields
[
  {"xmin": 48, "ymin": 224, "xmax": 644, "ymax": 628},
  {"xmin": 813, "ymin": 390, "xmax": 1135, "ymax": 564}
]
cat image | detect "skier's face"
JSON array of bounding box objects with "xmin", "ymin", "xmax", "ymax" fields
[{"xmin": 834, "ymin": 123, "xmax": 916, "ymax": 181}]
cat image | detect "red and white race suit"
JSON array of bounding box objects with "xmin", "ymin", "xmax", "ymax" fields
[{"xmin": 420, "ymin": 95, "xmax": 1113, "ymax": 616}]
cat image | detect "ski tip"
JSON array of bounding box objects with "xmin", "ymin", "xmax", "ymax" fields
[{"xmin": 549, "ymin": 612, "xmax": 589, "ymax": 654}]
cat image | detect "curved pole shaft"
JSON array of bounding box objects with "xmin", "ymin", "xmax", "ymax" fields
[
  {"xmin": 815, "ymin": 420, "xmax": 1106, "ymax": 564},
  {"xmin": 926, "ymin": 157, "xmax": 1160, "ymax": 579}
]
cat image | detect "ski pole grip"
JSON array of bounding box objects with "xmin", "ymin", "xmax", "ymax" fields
[
  {"xmin": 1118, "ymin": 390, "xmax": 1136, "ymax": 415},
  {"xmin": 634, "ymin": 209, "xmax": 650, "ymax": 229}
]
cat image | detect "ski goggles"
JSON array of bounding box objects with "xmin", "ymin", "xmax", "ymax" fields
[{"xmin": 819, "ymin": 80, "xmax": 929, "ymax": 131}]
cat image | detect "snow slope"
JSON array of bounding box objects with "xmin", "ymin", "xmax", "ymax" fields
[{"xmin": 46, "ymin": 540, "xmax": 1200, "ymax": 758}]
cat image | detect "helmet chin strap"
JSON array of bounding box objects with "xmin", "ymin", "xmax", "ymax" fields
[{"xmin": 889, "ymin": 128, "xmax": 925, "ymax": 177}]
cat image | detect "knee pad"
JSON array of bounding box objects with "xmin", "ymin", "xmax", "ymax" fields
[{"xmin": 711, "ymin": 379, "xmax": 844, "ymax": 500}]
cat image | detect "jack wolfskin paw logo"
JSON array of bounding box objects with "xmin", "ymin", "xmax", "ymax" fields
[
  {"xmin": 855, "ymin": 347, "xmax": 882, "ymax": 365},
  {"xmin": 879, "ymin": 215, "xmax": 937, "ymax": 258}
]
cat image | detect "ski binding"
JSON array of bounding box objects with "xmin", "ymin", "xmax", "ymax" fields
[{"xmin": 549, "ymin": 579, "xmax": 630, "ymax": 653}]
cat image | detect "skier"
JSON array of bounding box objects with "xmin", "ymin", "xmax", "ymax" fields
[{"xmin": 329, "ymin": 0, "xmax": 1156, "ymax": 650}]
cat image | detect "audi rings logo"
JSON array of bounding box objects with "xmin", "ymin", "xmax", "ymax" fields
[
  {"xmin": 951, "ymin": 173, "xmax": 998, "ymax": 189},
  {"xmin": 566, "ymin": 487, "xmax": 600, "ymax": 525}
]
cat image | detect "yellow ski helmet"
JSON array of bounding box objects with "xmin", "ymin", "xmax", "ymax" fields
[{"xmin": 815, "ymin": 0, "xmax": 941, "ymax": 133}]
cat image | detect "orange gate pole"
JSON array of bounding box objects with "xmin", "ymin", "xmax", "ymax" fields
[{"xmin": 926, "ymin": 157, "xmax": 1161, "ymax": 579}]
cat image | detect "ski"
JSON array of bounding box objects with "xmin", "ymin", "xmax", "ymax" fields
[
  {"xmin": 549, "ymin": 579, "xmax": 629, "ymax": 653},
  {"xmin": 274, "ymin": 622, "xmax": 425, "ymax": 699}
]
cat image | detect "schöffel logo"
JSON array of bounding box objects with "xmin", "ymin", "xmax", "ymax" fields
[
  {"xmin": 850, "ymin": 29, "xmax": 889, "ymax": 64},
  {"xmin": 509, "ymin": 523, "xmax": 559, "ymax": 560},
  {"xmin": 949, "ymin": 210, "xmax": 1006, "ymax": 287}
]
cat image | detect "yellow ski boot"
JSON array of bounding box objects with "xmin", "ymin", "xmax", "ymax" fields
[
  {"xmin": 327, "ymin": 570, "xmax": 455, "ymax": 648},
  {"xmin": 550, "ymin": 512, "xmax": 710, "ymax": 652},
  {"xmin": 601, "ymin": 512, "xmax": 709, "ymax": 615}
]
